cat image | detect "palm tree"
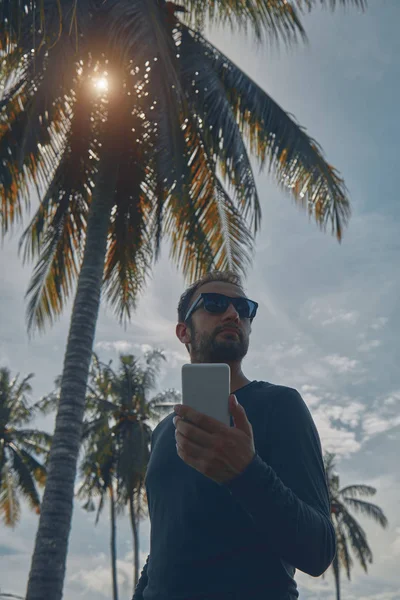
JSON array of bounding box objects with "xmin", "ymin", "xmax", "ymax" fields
[
  {"xmin": 77, "ymin": 424, "xmax": 120, "ymax": 600},
  {"xmin": 323, "ymin": 452, "xmax": 388, "ymax": 600},
  {"xmin": 37, "ymin": 350, "xmax": 176, "ymax": 595},
  {"xmin": 79, "ymin": 350, "xmax": 178, "ymax": 592},
  {"xmin": 0, "ymin": 2, "xmax": 365, "ymax": 598},
  {"xmin": 0, "ymin": 367, "xmax": 52, "ymax": 528}
]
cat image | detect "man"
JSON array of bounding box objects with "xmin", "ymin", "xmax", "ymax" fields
[{"xmin": 133, "ymin": 271, "xmax": 335, "ymax": 599}]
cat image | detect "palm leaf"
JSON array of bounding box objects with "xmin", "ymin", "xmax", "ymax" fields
[
  {"xmin": 335, "ymin": 516, "xmax": 353, "ymax": 580},
  {"xmin": 102, "ymin": 107, "xmax": 155, "ymax": 325},
  {"xmin": 19, "ymin": 76, "xmax": 95, "ymax": 334},
  {"xmin": 8, "ymin": 444, "xmax": 42, "ymax": 510},
  {"xmin": 340, "ymin": 484, "xmax": 376, "ymax": 497},
  {"xmin": 5, "ymin": 372, "xmax": 35, "ymax": 426},
  {"xmin": 0, "ymin": 31, "xmax": 81, "ymax": 233},
  {"xmin": 0, "ymin": 463, "xmax": 21, "ymax": 527},
  {"xmin": 163, "ymin": 118, "xmax": 256, "ymax": 283},
  {"xmin": 106, "ymin": 0, "xmax": 188, "ymax": 191},
  {"xmin": 187, "ymin": 26, "xmax": 350, "ymax": 241},
  {"xmin": 114, "ymin": 420, "xmax": 149, "ymax": 505},
  {"xmin": 11, "ymin": 429, "xmax": 53, "ymax": 458},
  {"xmin": 141, "ymin": 350, "xmax": 167, "ymax": 394},
  {"xmin": 31, "ymin": 391, "xmax": 60, "ymax": 416},
  {"xmin": 295, "ymin": 0, "xmax": 366, "ymax": 9},
  {"xmin": 180, "ymin": 0, "xmax": 307, "ymax": 44},
  {"xmin": 341, "ymin": 497, "xmax": 388, "ymax": 528},
  {"xmin": 340, "ymin": 509, "xmax": 372, "ymax": 572},
  {"xmin": 179, "ymin": 26, "xmax": 261, "ymax": 234}
]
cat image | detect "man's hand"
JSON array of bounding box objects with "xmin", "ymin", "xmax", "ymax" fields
[{"xmin": 173, "ymin": 394, "xmax": 255, "ymax": 485}]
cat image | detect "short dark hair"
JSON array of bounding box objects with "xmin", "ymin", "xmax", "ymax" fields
[{"xmin": 177, "ymin": 270, "xmax": 246, "ymax": 327}]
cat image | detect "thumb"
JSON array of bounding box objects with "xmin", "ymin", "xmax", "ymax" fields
[{"xmin": 229, "ymin": 394, "xmax": 251, "ymax": 433}]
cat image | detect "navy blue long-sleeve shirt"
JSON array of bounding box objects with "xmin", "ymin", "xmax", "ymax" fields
[{"xmin": 132, "ymin": 381, "xmax": 336, "ymax": 599}]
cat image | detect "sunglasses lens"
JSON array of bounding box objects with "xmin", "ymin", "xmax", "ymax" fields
[
  {"xmin": 234, "ymin": 298, "xmax": 251, "ymax": 317},
  {"xmin": 204, "ymin": 295, "xmax": 226, "ymax": 313},
  {"xmin": 204, "ymin": 294, "xmax": 255, "ymax": 318}
]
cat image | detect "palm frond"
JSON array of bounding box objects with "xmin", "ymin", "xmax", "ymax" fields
[
  {"xmin": 8, "ymin": 444, "xmax": 43, "ymax": 510},
  {"xmin": 163, "ymin": 118, "xmax": 255, "ymax": 285},
  {"xmin": 335, "ymin": 517, "xmax": 353, "ymax": 580},
  {"xmin": 81, "ymin": 413, "xmax": 115, "ymax": 445},
  {"xmin": 106, "ymin": 0, "xmax": 188, "ymax": 191},
  {"xmin": 180, "ymin": 0, "xmax": 307, "ymax": 45},
  {"xmin": 2, "ymin": 371, "xmax": 35, "ymax": 426},
  {"xmin": 31, "ymin": 391, "xmax": 60, "ymax": 416},
  {"xmin": 0, "ymin": 462, "xmax": 21, "ymax": 527},
  {"xmin": 148, "ymin": 388, "xmax": 182, "ymax": 421},
  {"xmin": 340, "ymin": 484, "xmax": 376, "ymax": 497},
  {"xmin": 184, "ymin": 0, "xmax": 367, "ymax": 44},
  {"xmin": 18, "ymin": 76, "xmax": 95, "ymax": 335},
  {"xmin": 102, "ymin": 106, "xmax": 155, "ymax": 326},
  {"xmin": 187, "ymin": 27, "xmax": 350, "ymax": 241},
  {"xmin": 295, "ymin": 0, "xmax": 366, "ymax": 10},
  {"xmin": 11, "ymin": 429, "xmax": 53, "ymax": 458},
  {"xmin": 341, "ymin": 497, "xmax": 388, "ymax": 528},
  {"xmin": 340, "ymin": 509, "xmax": 372, "ymax": 572},
  {"xmin": 22, "ymin": 204, "xmax": 80, "ymax": 335},
  {"xmin": 179, "ymin": 26, "xmax": 261, "ymax": 236},
  {"xmin": 0, "ymin": 31, "xmax": 80, "ymax": 234},
  {"xmin": 115, "ymin": 420, "xmax": 150, "ymax": 505},
  {"xmin": 141, "ymin": 350, "xmax": 167, "ymax": 395}
]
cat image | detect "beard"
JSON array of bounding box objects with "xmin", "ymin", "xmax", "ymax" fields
[{"xmin": 189, "ymin": 326, "xmax": 249, "ymax": 363}]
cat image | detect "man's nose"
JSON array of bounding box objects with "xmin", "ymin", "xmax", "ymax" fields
[{"xmin": 223, "ymin": 302, "xmax": 240, "ymax": 320}]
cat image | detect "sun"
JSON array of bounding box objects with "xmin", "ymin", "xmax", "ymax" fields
[{"xmin": 94, "ymin": 77, "xmax": 109, "ymax": 92}]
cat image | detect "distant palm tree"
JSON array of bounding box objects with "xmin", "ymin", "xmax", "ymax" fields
[
  {"xmin": 37, "ymin": 350, "xmax": 176, "ymax": 595},
  {"xmin": 0, "ymin": 367, "xmax": 52, "ymax": 527},
  {"xmin": 77, "ymin": 423, "xmax": 120, "ymax": 600},
  {"xmin": 79, "ymin": 350, "xmax": 178, "ymax": 593},
  {"xmin": 323, "ymin": 452, "xmax": 388, "ymax": 600},
  {"xmin": 0, "ymin": 2, "xmax": 364, "ymax": 598}
]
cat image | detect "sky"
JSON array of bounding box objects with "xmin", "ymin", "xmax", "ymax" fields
[{"xmin": 1, "ymin": 1, "xmax": 399, "ymax": 599}]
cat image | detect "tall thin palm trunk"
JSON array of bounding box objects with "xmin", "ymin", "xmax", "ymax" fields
[
  {"xmin": 129, "ymin": 493, "xmax": 140, "ymax": 590},
  {"xmin": 332, "ymin": 553, "xmax": 341, "ymax": 600},
  {"xmin": 26, "ymin": 103, "xmax": 122, "ymax": 600},
  {"xmin": 109, "ymin": 484, "xmax": 119, "ymax": 600}
]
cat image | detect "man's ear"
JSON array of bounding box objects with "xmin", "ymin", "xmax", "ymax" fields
[{"xmin": 176, "ymin": 322, "xmax": 188, "ymax": 343}]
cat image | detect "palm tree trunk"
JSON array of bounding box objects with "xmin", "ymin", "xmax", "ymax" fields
[
  {"xmin": 129, "ymin": 492, "xmax": 140, "ymax": 591},
  {"xmin": 26, "ymin": 119, "xmax": 121, "ymax": 599},
  {"xmin": 332, "ymin": 554, "xmax": 341, "ymax": 600},
  {"xmin": 109, "ymin": 484, "xmax": 119, "ymax": 600}
]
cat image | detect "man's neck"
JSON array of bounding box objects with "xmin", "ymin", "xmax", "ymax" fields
[{"xmin": 230, "ymin": 372, "xmax": 252, "ymax": 394}]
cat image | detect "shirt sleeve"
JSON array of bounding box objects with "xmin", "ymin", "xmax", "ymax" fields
[
  {"xmin": 131, "ymin": 554, "xmax": 149, "ymax": 600},
  {"xmin": 224, "ymin": 387, "xmax": 336, "ymax": 577}
]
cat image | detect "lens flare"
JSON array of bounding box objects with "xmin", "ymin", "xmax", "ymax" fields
[{"xmin": 94, "ymin": 77, "xmax": 108, "ymax": 92}]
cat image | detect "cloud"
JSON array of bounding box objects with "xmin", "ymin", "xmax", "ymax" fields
[
  {"xmin": 370, "ymin": 317, "xmax": 389, "ymax": 330},
  {"xmin": 0, "ymin": 545, "xmax": 21, "ymax": 556},
  {"xmin": 306, "ymin": 300, "xmax": 359, "ymax": 326},
  {"xmin": 323, "ymin": 401, "xmax": 365, "ymax": 429},
  {"xmin": 67, "ymin": 549, "xmax": 148, "ymax": 598},
  {"xmin": 95, "ymin": 340, "xmax": 136, "ymax": 354},
  {"xmin": 323, "ymin": 354, "xmax": 360, "ymax": 374},
  {"xmin": 362, "ymin": 414, "xmax": 400, "ymax": 439},
  {"xmin": 390, "ymin": 527, "xmax": 400, "ymax": 557},
  {"xmin": 383, "ymin": 391, "xmax": 400, "ymax": 406},
  {"xmin": 357, "ymin": 339, "xmax": 382, "ymax": 352}
]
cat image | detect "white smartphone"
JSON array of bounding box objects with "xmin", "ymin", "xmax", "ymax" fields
[{"xmin": 181, "ymin": 363, "xmax": 231, "ymax": 427}]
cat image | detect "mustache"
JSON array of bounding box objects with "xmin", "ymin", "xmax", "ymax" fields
[{"xmin": 218, "ymin": 327, "xmax": 240, "ymax": 334}]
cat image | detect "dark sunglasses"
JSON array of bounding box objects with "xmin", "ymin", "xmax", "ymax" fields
[{"xmin": 184, "ymin": 293, "xmax": 258, "ymax": 323}]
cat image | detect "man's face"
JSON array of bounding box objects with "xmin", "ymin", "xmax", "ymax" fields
[{"xmin": 176, "ymin": 281, "xmax": 252, "ymax": 363}]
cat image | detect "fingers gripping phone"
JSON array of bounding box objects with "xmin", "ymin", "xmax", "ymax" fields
[{"xmin": 181, "ymin": 363, "xmax": 231, "ymax": 427}]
